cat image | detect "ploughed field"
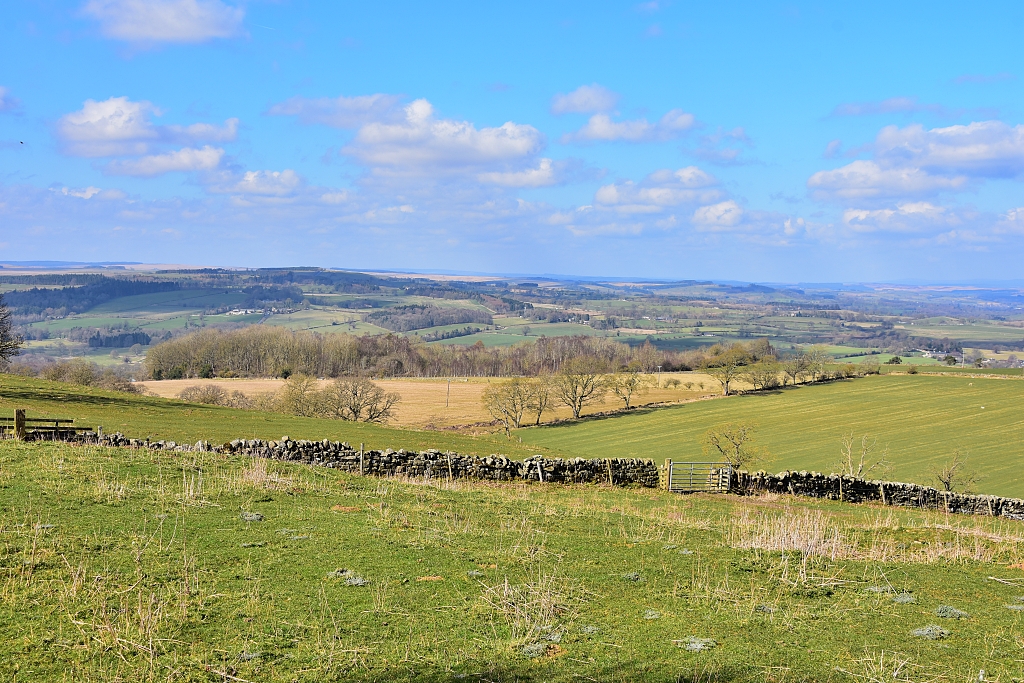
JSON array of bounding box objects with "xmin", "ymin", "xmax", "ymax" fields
[
  {"xmin": 519, "ymin": 374, "xmax": 1024, "ymax": 499},
  {"xmin": 3, "ymin": 439, "xmax": 1024, "ymax": 681}
]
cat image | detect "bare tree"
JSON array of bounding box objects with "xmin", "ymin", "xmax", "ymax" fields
[
  {"xmin": 482, "ymin": 377, "xmax": 533, "ymax": 437},
  {"xmin": 554, "ymin": 356, "xmax": 607, "ymax": 419},
  {"xmin": 0, "ymin": 294, "xmax": 22, "ymax": 366},
  {"xmin": 780, "ymin": 355, "xmax": 808, "ymax": 386},
  {"xmin": 834, "ymin": 433, "xmax": 892, "ymax": 477},
  {"xmin": 610, "ymin": 361, "xmax": 654, "ymax": 409},
  {"xmin": 700, "ymin": 344, "xmax": 749, "ymax": 396},
  {"xmin": 742, "ymin": 361, "xmax": 781, "ymax": 391},
  {"xmin": 277, "ymin": 374, "xmax": 323, "ymax": 417},
  {"xmin": 804, "ymin": 346, "xmax": 831, "ymax": 382},
  {"xmin": 931, "ymin": 448, "xmax": 979, "ymax": 493},
  {"xmin": 701, "ymin": 422, "xmax": 771, "ymax": 469},
  {"xmin": 322, "ymin": 377, "xmax": 400, "ymax": 423},
  {"xmin": 526, "ymin": 375, "xmax": 554, "ymax": 425}
]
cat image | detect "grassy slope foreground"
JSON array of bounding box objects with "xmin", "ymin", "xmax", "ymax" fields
[
  {"xmin": 2, "ymin": 441, "xmax": 1024, "ymax": 681},
  {"xmin": 520, "ymin": 374, "xmax": 1024, "ymax": 499}
]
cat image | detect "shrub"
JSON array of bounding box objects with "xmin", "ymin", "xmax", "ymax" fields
[{"xmin": 177, "ymin": 384, "xmax": 228, "ymax": 405}]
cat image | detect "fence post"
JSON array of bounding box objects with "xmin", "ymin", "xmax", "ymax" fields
[
  {"xmin": 606, "ymin": 459, "xmax": 613, "ymax": 486},
  {"xmin": 664, "ymin": 459, "xmax": 672, "ymax": 490},
  {"xmin": 14, "ymin": 409, "xmax": 26, "ymax": 440},
  {"xmin": 359, "ymin": 443, "xmax": 364, "ymax": 476}
]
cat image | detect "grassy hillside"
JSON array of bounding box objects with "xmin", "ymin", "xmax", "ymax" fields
[
  {"xmin": 3, "ymin": 440, "xmax": 1024, "ymax": 681},
  {"xmin": 0, "ymin": 374, "xmax": 546, "ymax": 458},
  {"xmin": 519, "ymin": 374, "xmax": 1024, "ymax": 498}
]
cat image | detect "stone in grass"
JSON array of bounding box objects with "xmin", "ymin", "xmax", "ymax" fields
[
  {"xmin": 237, "ymin": 651, "xmax": 263, "ymax": 662},
  {"xmin": 545, "ymin": 631, "xmax": 563, "ymax": 643},
  {"xmin": 289, "ymin": 535, "xmax": 310, "ymax": 541},
  {"xmin": 579, "ymin": 625, "xmax": 600, "ymax": 635},
  {"xmin": 522, "ymin": 642, "xmax": 548, "ymax": 658},
  {"xmin": 675, "ymin": 637, "xmax": 717, "ymax": 652},
  {"xmin": 912, "ymin": 625, "xmax": 950, "ymax": 640},
  {"xmin": 1005, "ymin": 604, "xmax": 1024, "ymax": 611},
  {"xmin": 892, "ymin": 592, "xmax": 916, "ymax": 604},
  {"xmin": 643, "ymin": 609, "xmax": 661, "ymax": 620},
  {"xmin": 240, "ymin": 512, "xmax": 264, "ymax": 522},
  {"xmin": 623, "ymin": 572, "xmax": 642, "ymax": 582},
  {"xmin": 935, "ymin": 605, "xmax": 969, "ymax": 619},
  {"xmin": 467, "ymin": 570, "xmax": 485, "ymax": 578},
  {"xmin": 679, "ymin": 549, "xmax": 694, "ymax": 555},
  {"xmin": 865, "ymin": 585, "xmax": 892, "ymax": 593},
  {"xmin": 662, "ymin": 544, "xmax": 678, "ymax": 551},
  {"xmin": 326, "ymin": 569, "xmax": 370, "ymax": 586},
  {"xmin": 754, "ymin": 605, "xmax": 775, "ymax": 614},
  {"xmin": 240, "ymin": 542, "xmax": 265, "ymax": 548}
]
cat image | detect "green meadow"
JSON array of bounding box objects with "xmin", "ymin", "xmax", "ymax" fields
[
  {"xmin": 519, "ymin": 374, "xmax": 1024, "ymax": 498},
  {"xmin": 2, "ymin": 439, "xmax": 1024, "ymax": 681}
]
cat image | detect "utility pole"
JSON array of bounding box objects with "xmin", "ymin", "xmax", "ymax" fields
[{"xmin": 446, "ymin": 377, "xmax": 451, "ymax": 408}]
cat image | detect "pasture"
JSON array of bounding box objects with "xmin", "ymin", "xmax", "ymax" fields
[
  {"xmin": 138, "ymin": 375, "xmax": 723, "ymax": 430},
  {"xmin": 519, "ymin": 374, "xmax": 1024, "ymax": 498},
  {"xmin": 2, "ymin": 439, "xmax": 1024, "ymax": 681}
]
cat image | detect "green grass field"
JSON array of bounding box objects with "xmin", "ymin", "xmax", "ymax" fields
[
  {"xmin": 3, "ymin": 439, "xmax": 1024, "ymax": 681},
  {"xmin": 0, "ymin": 375, "xmax": 544, "ymax": 459},
  {"xmin": 519, "ymin": 374, "xmax": 1024, "ymax": 498}
]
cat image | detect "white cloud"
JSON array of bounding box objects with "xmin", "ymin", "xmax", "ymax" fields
[
  {"xmin": 81, "ymin": 0, "xmax": 244, "ymax": 44},
  {"xmin": 550, "ymin": 84, "xmax": 620, "ymax": 115},
  {"xmin": 478, "ymin": 158, "xmax": 557, "ymax": 187},
  {"xmin": 808, "ymin": 160, "xmax": 967, "ymax": 201},
  {"xmin": 61, "ymin": 186, "xmax": 102, "ymax": 199},
  {"xmin": 320, "ymin": 191, "xmax": 350, "ymax": 204},
  {"xmin": 874, "ymin": 121, "xmax": 1024, "ymax": 178},
  {"xmin": 57, "ymin": 96, "xmax": 237, "ymax": 157},
  {"xmin": 562, "ymin": 109, "xmax": 695, "ymax": 144},
  {"xmin": 809, "ymin": 120, "xmax": 1024, "ymax": 205},
  {"xmin": 692, "ymin": 200, "xmax": 744, "ymax": 228},
  {"xmin": 345, "ymin": 99, "xmax": 543, "ymax": 171},
  {"xmin": 0, "ymin": 86, "xmax": 21, "ymax": 113},
  {"xmin": 842, "ymin": 202, "xmax": 959, "ymax": 233},
  {"xmin": 267, "ymin": 94, "xmax": 403, "ymax": 128},
  {"xmin": 106, "ymin": 146, "xmax": 224, "ymax": 176},
  {"xmin": 594, "ymin": 166, "xmax": 720, "ymax": 214},
  {"xmin": 209, "ymin": 169, "xmax": 302, "ymax": 196}
]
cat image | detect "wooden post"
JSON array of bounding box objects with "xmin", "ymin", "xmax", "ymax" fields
[
  {"xmin": 446, "ymin": 451, "xmax": 454, "ymax": 480},
  {"xmin": 536, "ymin": 459, "xmax": 544, "ymax": 482},
  {"xmin": 359, "ymin": 443, "xmax": 364, "ymax": 476},
  {"xmin": 879, "ymin": 482, "xmax": 887, "ymax": 506},
  {"xmin": 14, "ymin": 409, "xmax": 26, "ymax": 440},
  {"xmin": 606, "ymin": 459, "xmax": 613, "ymax": 486},
  {"xmin": 664, "ymin": 459, "xmax": 672, "ymax": 491}
]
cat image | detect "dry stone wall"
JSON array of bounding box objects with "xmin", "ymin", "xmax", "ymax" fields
[
  {"xmin": 97, "ymin": 432, "xmax": 660, "ymax": 487},
  {"xmin": 733, "ymin": 469, "xmax": 1024, "ymax": 519}
]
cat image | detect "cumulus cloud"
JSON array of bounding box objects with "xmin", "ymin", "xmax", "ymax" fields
[
  {"xmin": 81, "ymin": 0, "xmax": 244, "ymax": 44},
  {"xmin": 478, "ymin": 158, "xmax": 557, "ymax": 187},
  {"xmin": 808, "ymin": 160, "xmax": 967, "ymax": 201},
  {"xmin": 691, "ymin": 127, "xmax": 753, "ymax": 165},
  {"xmin": 550, "ymin": 84, "xmax": 620, "ymax": 115},
  {"xmin": 809, "ymin": 120, "xmax": 1024, "ymax": 204},
  {"xmin": 57, "ymin": 96, "xmax": 237, "ymax": 157},
  {"xmin": 345, "ymin": 99, "xmax": 543, "ymax": 172},
  {"xmin": 692, "ymin": 200, "xmax": 744, "ymax": 229},
  {"xmin": 562, "ymin": 109, "xmax": 695, "ymax": 144},
  {"xmin": 594, "ymin": 167, "xmax": 720, "ymax": 214},
  {"xmin": 842, "ymin": 202, "xmax": 961, "ymax": 233},
  {"xmin": 267, "ymin": 94, "xmax": 403, "ymax": 128},
  {"xmin": 208, "ymin": 169, "xmax": 302, "ymax": 196},
  {"xmin": 106, "ymin": 145, "xmax": 224, "ymax": 176},
  {"xmin": 0, "ymin": 86, "xmax": 21, "ymax": 113}
]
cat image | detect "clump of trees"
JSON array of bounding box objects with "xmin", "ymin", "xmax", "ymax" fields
[
  {"xmin": 175, "ymin": 375, "xmax": 400, "ymax": 424},
  {"xmin": 41, "ymin": 359, "xmax": 141, "ymax": 394},
  {"xmin": 366, "ymin": 305, "xmax": 493, "ymax": 332},
  {"xmin": 0, "ymin": 294, "xmax": 23, "ymax": 367}
]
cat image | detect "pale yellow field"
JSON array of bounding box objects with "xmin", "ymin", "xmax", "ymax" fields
[{"xmin": 138, "ymin": 373, "xmax": 726, "ymax": 430}]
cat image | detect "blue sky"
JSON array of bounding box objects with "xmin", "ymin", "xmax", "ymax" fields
[{"xmin": 2, "ymin": 1, "xmax": 1023, "ymax": 282}]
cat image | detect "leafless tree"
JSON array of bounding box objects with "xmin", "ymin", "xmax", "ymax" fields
[
  {"xmin": 0, "ymin": 294, "xmax": 22, "ymax": 366},
  {"xmin": 277, "ymin": 374, "xmax": 323, "ymax": 417},
  {"xmin": 610, "ymin": 361, "xmax": 654, "ymax": 409},
  {"xmin": 701, "ymin": 422, "xmax": 771, "ymax": 469},
  {"xmin": 780, "ymin": 355, "xmax": 808, "ymax": 386},
  {"xmin": 742, "ymin": 361, "xmax": 781, "ymax": 391},
  {"xmin": 526, "ymin": 375, "xmax": 554, "ymax": 425},
  {"xmin": 482, "ymin": 377, "xmax": 534, "ymax": 437},
  {"xmin": 700, "ymin": 344, "xmax": 750, "ymax": 396},
  {"xmin": 554, "ymin": 356, "xmax": 607, "ymax": 418},
  {"xmin": 931, "ymin": 448, "xmax": 979, "ymax": 493},
  {"xmin": 834, "ymin": 433, "xmax": 892, "ymax": 477},
  {"xmin": 322, "ymin": 377, "xmax": 400, "ymax": 423},
  {"xmin": 804, "ymin": 346, "xmax": 831, "ymax": 382}
]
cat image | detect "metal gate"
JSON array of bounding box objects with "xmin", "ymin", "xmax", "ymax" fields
[{"xmin": 666, "ymin": 461, "xmax": 733, "ymax": 493}]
